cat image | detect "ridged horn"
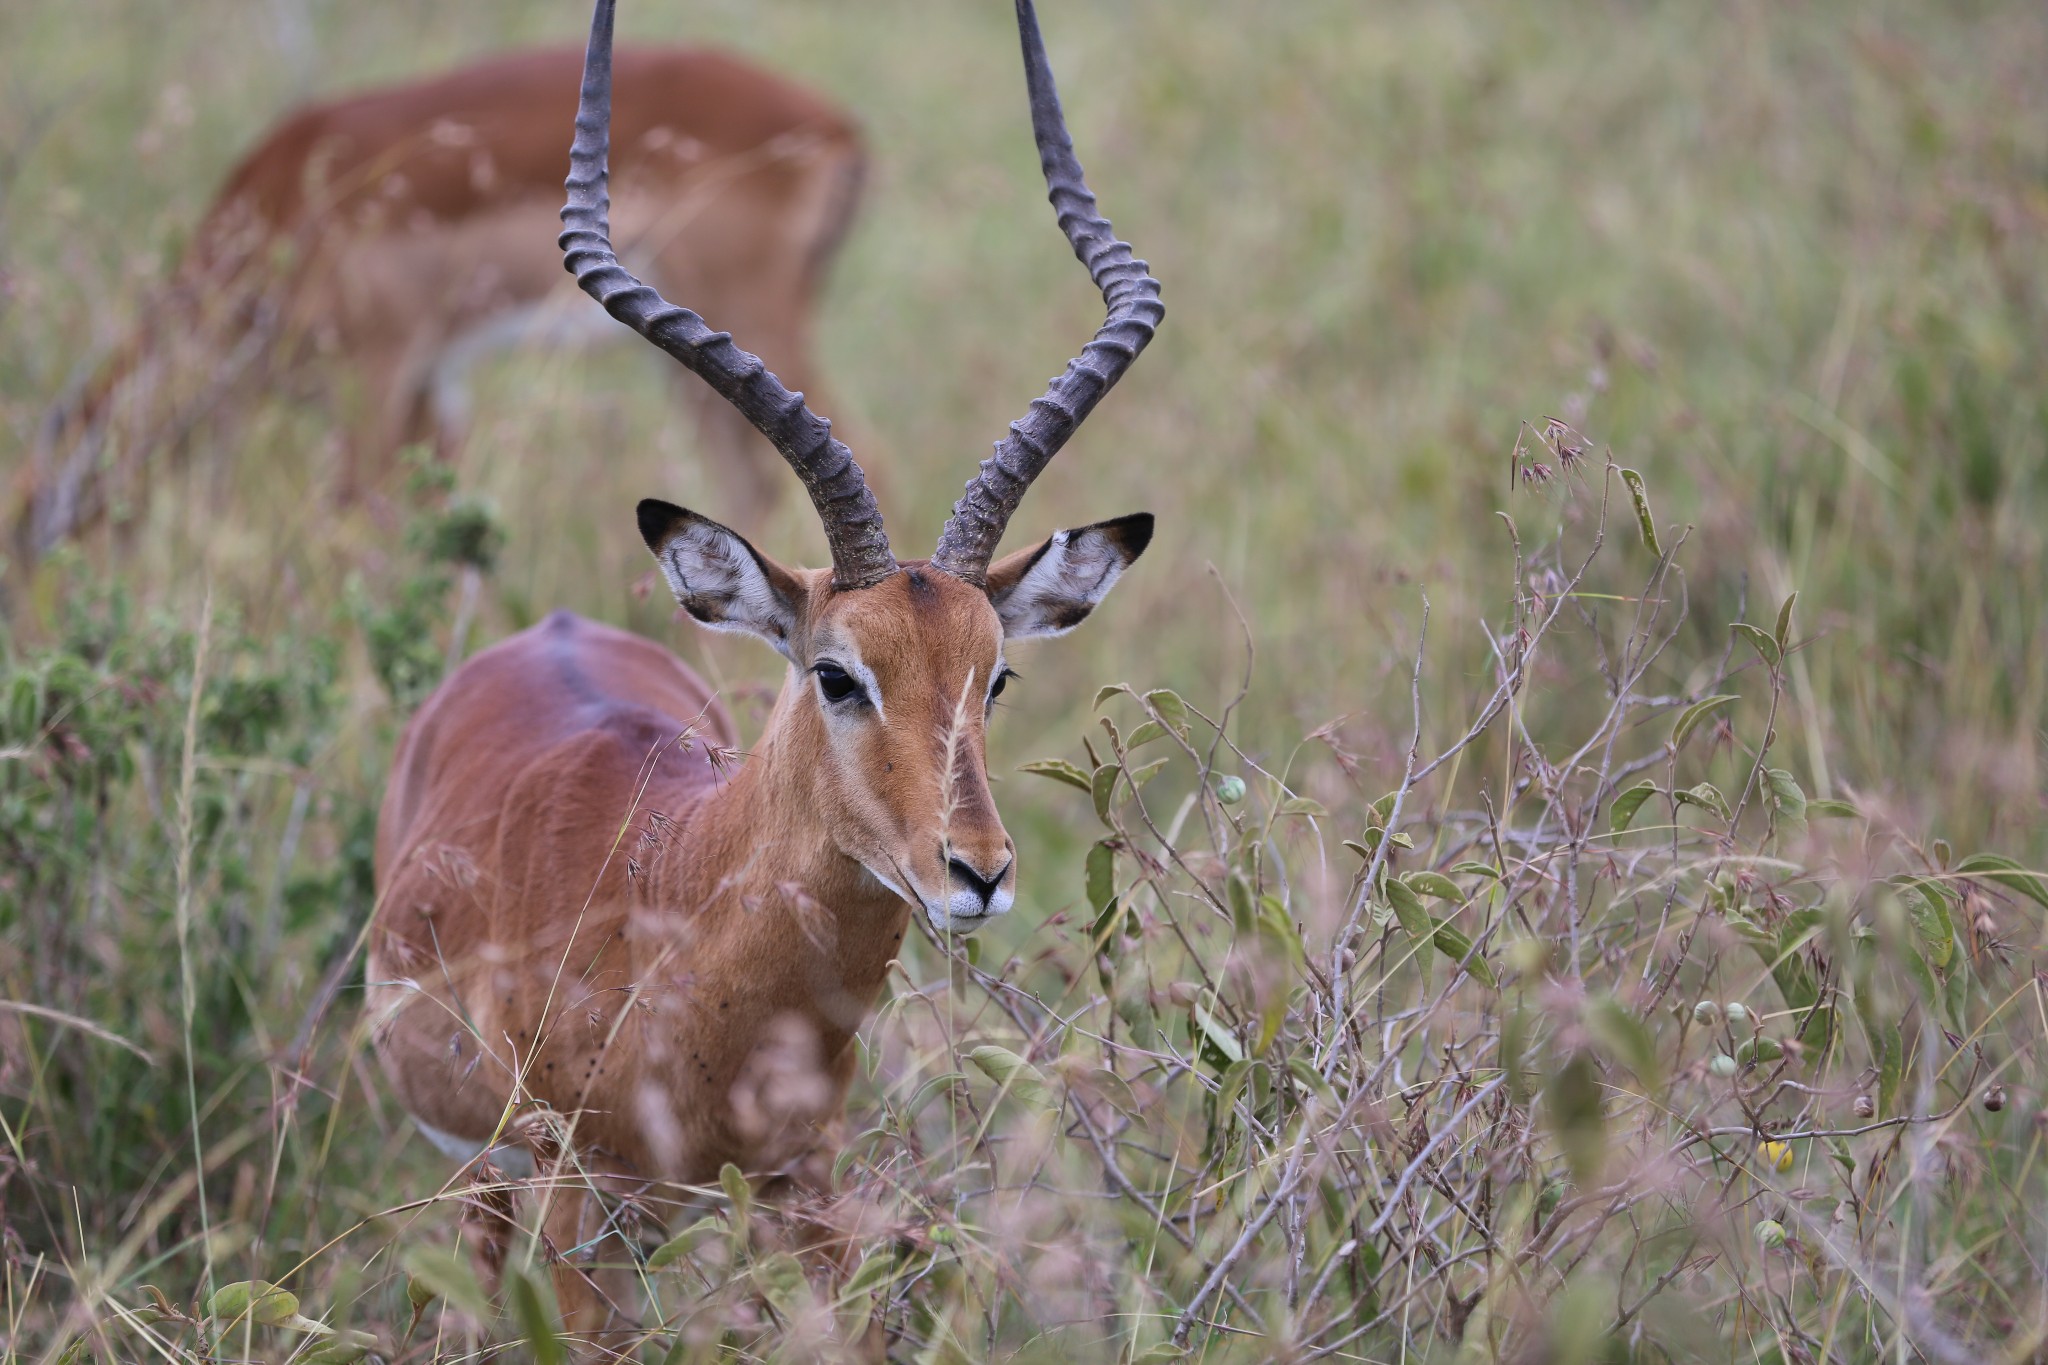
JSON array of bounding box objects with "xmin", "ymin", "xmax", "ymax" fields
[
  {"xmin": 929, "ymin": 0, "xmax": 1164, "ymax": 584},
  {"xmin": 559, "ymin": 0, "xmax": 896, "ymax": 589}
]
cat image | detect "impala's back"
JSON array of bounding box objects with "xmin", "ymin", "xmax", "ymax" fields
[{"xmin": 368, "ymin": 611, "xmax": 732, "ymax": 1164}]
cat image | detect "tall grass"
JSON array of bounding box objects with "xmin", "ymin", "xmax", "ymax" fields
[{"xmin": 2, "ymin": 0, "xmax": 2045, "ymax": 1360}]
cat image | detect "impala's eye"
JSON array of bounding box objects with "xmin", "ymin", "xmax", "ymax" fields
[
  {"xmin": 813, "ymin": 661, "xmax": 862, "ymax": 704},
  {"xmin": 989, "ymin": 669, "xmax": 1016, "ymax": 702}
]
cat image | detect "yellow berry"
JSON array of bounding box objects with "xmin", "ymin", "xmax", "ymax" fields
[{"xmin": 1759, "ymin": 1139, "xmax": 1794, "ymax": 1173}]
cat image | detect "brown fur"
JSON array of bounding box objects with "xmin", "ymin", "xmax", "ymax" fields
[
  {"xmin": 14, "ymin": 45, "xmax": 867, "ymax": 565},
  {"xmin": 368, "ymin": 562, "xmax": 1022, "ymax": 1343}
]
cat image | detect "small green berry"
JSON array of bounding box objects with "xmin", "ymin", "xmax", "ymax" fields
[
  {"xmin": 1754, "ymin": 1219, "xmax": 1788, "ymax": 1250},
  {"xmin": 1723, "ymin": 1002, "xmax": 1751, "ymax": 1028},
  {"xmin": 1709, "ymin": 1053, "xmax": 1738, "ymax": 1078},
  {"xmin": 1215, "ymin": 775, "xmax": 1246, "ymax": 805},
  {"xmin": 1692, "ymin": 1001, "xmax": 1720, "ymax": 1026}
]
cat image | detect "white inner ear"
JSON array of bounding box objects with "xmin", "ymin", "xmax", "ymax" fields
[
  {"xmin": 655, "ymin": 521, "xmax": 795, "ymax": 659},
  {"xmin": 993, "ymin": 528, "xmax": 1134, "ymax": 640}
]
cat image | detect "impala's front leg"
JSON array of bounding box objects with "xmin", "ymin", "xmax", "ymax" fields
[{"xmin": 527, "ymin": 1133, "xmax": 649, "ymax": 1357}]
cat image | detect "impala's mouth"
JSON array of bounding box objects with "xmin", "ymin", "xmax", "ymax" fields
[{"xmin": 864, "ymin": 858, "xmax": 1011, "ymax": 936}]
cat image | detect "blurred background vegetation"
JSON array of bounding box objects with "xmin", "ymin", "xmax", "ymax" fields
[{"xmin": 1, "ymin": 0, "xmax": 2043, "ymax": 1360}]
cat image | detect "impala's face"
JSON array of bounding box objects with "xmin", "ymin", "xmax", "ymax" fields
[{"xmin": 639, "ymin": 501, "xmax": 1151, "ymax": 935}]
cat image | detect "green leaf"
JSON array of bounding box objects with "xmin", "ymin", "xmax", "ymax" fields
[
  {"xmin": 1214, "ymin": 1057, "xmax": 1258, "ymax": 1128},
  {"xmin": 1672, "ymin": 694, "xmax": 1738, "ymax": 749},
  {"xmin": 1430, "ymin": 920, "xmax": 1497, "ymax": 988},
  {"xmin": 1086, "ymin": 841, "xmax": 1128, "ymax": 959},
  {"xmin": 505, "ymin": 1265, "xmax": 563, "ymax": 1365},
  {"xmin": 721, "ymin": 1161, "xmax": 752, "ymax": 1214},
  {"xmin": 1191, "ymin": 1006, "xmax": 1246, "ymax": 1071},
  {"xmin": 299, "ymin": 1332, "xmax": 378, "ymax": 1365},
  {"xmin": 1128, "ymin": 756, "xmax": 1169, "ymax": 789},
  {"xmin": 1675, "ymin": 782, "xmax": 1732, "ymax": 823},
  {"xmin": 1723, "ymin": 910, "xmax": 1774, "ymax": 946},
  {"xmin": 1086, "ymin": 841, "xmax": 1117, "ymax": 923},
  {"xmin": 1091, "ymin": 764, "xmax": 1119, "ymax": 824},
  {"xmin": 1143, "ymin": 689, "xmax": 1192, "ymax": 740},
  {"xmin": 1894, "ymin": 879, "xmax": 1955, "ymax": 970},
  {"xmin": 1227, "ymin": 872, "xmax": 1257, "ymax": 933},
  {"xmin": 721, "ymin": 1162, "xmax": 753, "ymax": 1252},
  {"xmin": 1584, "ymin": 995, "xmax": 1663, "ymax": 1096},
  {"xmin": 1807, "ymin": 798, "xmax": 1860, "ymax": 819},
  {"xmin": 903, "ymin": 1071, "xmax": 965, "ymax": 1120},
  {"xmin": 1766, "ymin": 769, "xmax": 1806, "ymax": 824},
  {"xmin": 1345, "ymin": 828, "xmax": 1413, "ymax": 858},
  {"xmin": 1277, "ymin": 795, "xmax": 1328, "ymax": 820},
  {"xmin": 1093, "ymin": 684, "xmax": 1132, "ymax": 710},
  {"xmin": 1451, "ymin": 860, "xmax": 1503, "ymax": 879},
  {"xmin": 752, "ymin": 1252, "xmax": 809, "ymax": 1317},
  {"xmin": 966, "ymin": 1044, "xmax": 1054, "ymax": 1111},
  {"xmin": 399, "ymin": 1247, "xmax": 491, "ymax": 1320},
  {"xmin": 1731, "ymin": 622, "xmax": 1780, "ymax": 667},
  {"xmin": 1019, "ymin": 758, "xmax": 1091, "ymax": 792},
  {"xmin": 1610, "ymin": 781, "xmax": 1659, "ymax": 832},
  {"xmin": 1383, "ymin": 876, "xmax": 1433, "ymax": 948},
  {"xmin": 1620, "ymin": 468, "xmax": 1662, "ymax": 556},
  {"xmin": 1125, "ymin": 720, "xmax": 1168, "ymax": 749},
  {"xmin": 646, "ymin": 1214, "xmax": 722, "ymax": 1270},
  {"xmin": 1286, "ymin": 1055, "xmax": 1342, "ymax": 1111},
  {"xmin": 1735, "ymin": 1035, "xmax": 1785, "ymax": 1065},
  {"xmin": 1256, "ymin": 894, "xmax": 1305, "ymax": 966},
  {"xmin": 1774, "ymin": 591, "xmax": 1798, "ymax": 650},
  {"xmin": 210, "ymin": 1281, "xmax": 298, "ymax": 1327},
  {"xmin": 1403, "ymin": 871, "xmax": 1463, "ymax": 901},
  {"xmin": 1544, "ymin": 1051, "xmax": 1608, "ymax": 1188},
  {"xmin": 841, "ymin": 1250, "xmax": 898, "ymax": 1301},
  {"xmin": 1954, "ymin": 852, "xmax": 2048, "ymax": 910},
  {"xmin": 1767, "ymin": 908, "xmax": 1827, "ymax": 1017}
]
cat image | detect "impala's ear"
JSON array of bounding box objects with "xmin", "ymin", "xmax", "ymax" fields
[
  {"xmin": 637, "ymin": 500, "xmax": 804, "ymax": 658},
  {"xmin": 985, "ymin": 513, "xmax": 1153, "ymax": 640}
]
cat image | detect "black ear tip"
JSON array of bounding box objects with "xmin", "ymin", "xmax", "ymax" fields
[
  {"xmin": 1111, "ymin": 512, "xmax": 1155, "ymax": 558},
  {"xmin": 636, "ymin": 498, "xmax": 686, "ymax": 553}
]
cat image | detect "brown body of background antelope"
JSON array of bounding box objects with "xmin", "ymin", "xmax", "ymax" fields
[
  {"xmin": 12, "ymin": 42, "xmax": 865, "ymax": 571},
  {"xmin": 366, "ymin": 0, "xmax": 1161, "ymax": 1344}
]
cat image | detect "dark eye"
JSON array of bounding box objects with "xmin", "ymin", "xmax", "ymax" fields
[
  {"xmin": 989, "ymin": 669, "xmax": 1015, "ymax": 702},
  {"xmin": 814, "ymin": 661, "xmax": 862, "ymax": 704}
]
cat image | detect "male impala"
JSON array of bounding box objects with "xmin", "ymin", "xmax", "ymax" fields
[
  {"xmin": 12, "ymin": 42, "xmax": 865, "ymax": 568},
  {"xmin": 368, "ymin": 0, "xmax": 1161, "ymax": 1345}
]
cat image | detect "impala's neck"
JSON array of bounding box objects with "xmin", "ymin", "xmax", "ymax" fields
[{"xmin": 640, "ymin": 680, "xmax": 910, "ymax": 1044}]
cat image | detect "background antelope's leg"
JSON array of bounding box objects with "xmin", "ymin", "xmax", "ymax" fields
[{"xmin": 338, "ymin": 344, "xmax": 435, "ymax": 504}]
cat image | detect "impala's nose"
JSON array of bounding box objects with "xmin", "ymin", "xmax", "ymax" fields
[
  {"xmin": 939, "ymin": 852, "xmax": 1014, "ymax": 929},
  {"xmin": 948, "ymin": 855, "xmax": 1009, "ymax": 905}
]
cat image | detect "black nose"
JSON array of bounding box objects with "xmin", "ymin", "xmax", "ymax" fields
[{"xmin": 947, "ymin": 856, "xmax": 1009, "ymax": 904}]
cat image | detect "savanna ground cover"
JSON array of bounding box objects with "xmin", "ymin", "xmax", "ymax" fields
[{"xmin": 2, "ymin": 0, "xmax": 2046, "ymax": 1360}]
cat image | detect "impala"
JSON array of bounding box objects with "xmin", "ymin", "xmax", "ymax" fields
[
  {"xmin": 12, "ymin": 41, "xmax": 865, "ymax": 569},
  {"xmin": 367, "ymin": 0, "xmax": 1161, "ymax": 1346}
]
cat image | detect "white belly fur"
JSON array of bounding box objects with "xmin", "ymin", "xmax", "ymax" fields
[{"xmin": 413, "ymin": 1118, "xmax": 537, "ymax": 1178}]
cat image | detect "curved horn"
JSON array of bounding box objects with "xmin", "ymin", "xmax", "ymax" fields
[
  {"xmin": 929, "ymin": 0, "xmax": 1164, "ymax": 584},
  {"xmin": 559, "ymin": 0, "xmax": 896, "ymax": 589}
]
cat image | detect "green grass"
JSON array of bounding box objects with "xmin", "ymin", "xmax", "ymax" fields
[{"xmin": 2, "ymin": 0, "xmax": 2045, "ymax": 1360}]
